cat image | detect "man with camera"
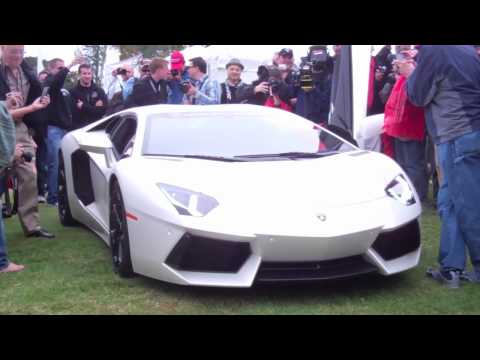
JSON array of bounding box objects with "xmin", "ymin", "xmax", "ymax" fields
[
  {"xmin": 127, "ymin": 58, "xmax": 170, "ymax": 108},
  {"xmin": 294, "ymin": 46, "xmax": 333, "ymax": 125},
  {"xmin": 0, "ymin": 45, "xmax": 54, "ymax": 239},
  {"xmin": 183, "ymin": 57, "xmax": 221, "ymax": 105},
  {"xmin": 220, "ymin": 59, "xmax": 250, "ymax": 104},
  {"xmin": 168, "ymin": 51, "xmax": 190, "ymax": 105},
  {"xmin": 43, "ymin": 56, "xmax": 84, "ymax": 207},
  {"xmin": 262, "ymin": 66, "xmax": 292, "ymax": 111},
  {"xmin": 113, "ymin": 64, "xmax": 136, "ymax": 103}
]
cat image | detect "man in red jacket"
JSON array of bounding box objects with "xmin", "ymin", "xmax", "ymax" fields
[{"xmin": 383, "ymin": 53, "xmax": 428, "ymax": 201}]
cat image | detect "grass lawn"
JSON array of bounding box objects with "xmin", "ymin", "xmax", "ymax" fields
[{"xmin": 1, "ymin": 200, "xmax": 479, "ymax": 315}]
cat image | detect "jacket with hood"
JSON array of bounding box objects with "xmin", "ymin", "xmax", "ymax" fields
[{"xmin": 407, "ymin": 45, "xmax": 480, "ymax": 144}]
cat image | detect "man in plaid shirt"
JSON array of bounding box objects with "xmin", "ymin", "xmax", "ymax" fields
[{"xmin": 183, "ymin": 57, "xmax": 221, "ymax": 105}]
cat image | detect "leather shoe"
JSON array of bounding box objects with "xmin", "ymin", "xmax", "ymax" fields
[{"xmin": 27, "ymin": 228, "xmax": 55, "ymax": 239}]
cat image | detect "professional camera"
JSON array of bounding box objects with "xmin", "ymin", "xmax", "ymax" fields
[
  {"xmin": 295, "ymin": 45, "xmax": 331, "ymax": 92},
  {"xmin": 269, "ymin": 79, "xmax": 282, "ymax": 95},
  {"xmin": 180, "ymin": 80, "xmax": 192, "ymax": 94}
]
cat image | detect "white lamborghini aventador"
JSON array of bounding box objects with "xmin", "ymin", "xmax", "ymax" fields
[{"xmin": 58, "ymin": 104, "xmax": 421, "ymax": 287}]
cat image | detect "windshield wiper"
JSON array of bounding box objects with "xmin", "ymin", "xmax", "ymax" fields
[
  {"xmin": 235, "ymin": 151, "xmax": 340, "ymax": 159},
  {"xmin": 151, "ymin": 154, "xmax": 249, "ymax": 162}
]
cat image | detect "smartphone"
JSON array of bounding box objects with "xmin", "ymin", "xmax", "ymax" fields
[{"xmin": 41, "ymin": 87, "xmax": 50, "ymax": 97}]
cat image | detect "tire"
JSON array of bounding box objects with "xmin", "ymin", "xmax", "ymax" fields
[
  {"xmin": 109, "ymin": 179, "xmax": 134, "ymax": 278},
  {"xmin": 58, "ymin": 152, "xmax": 78, "ymax": 226}
]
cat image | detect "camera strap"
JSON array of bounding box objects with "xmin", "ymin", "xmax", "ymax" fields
[{"xmin": 149, "ymin": 79, "xmax": 160, "ymax": 94}]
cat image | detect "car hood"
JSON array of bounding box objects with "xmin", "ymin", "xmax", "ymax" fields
[{"xmin": 125, "ymin": 151, "xmax": 406, "ymax": 209}]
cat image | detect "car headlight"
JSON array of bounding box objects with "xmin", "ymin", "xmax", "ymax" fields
[
  {"xmin": 157, "ymin": 183, "xmax": 219, "ymax": 217},
  {"xmin": 385, "ymin": 174, "xmax": 416, "ymax": 206}
]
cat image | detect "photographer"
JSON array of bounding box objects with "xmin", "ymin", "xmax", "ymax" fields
[
  {"xmin": 383, "ymin": 47, "xmax": 428, "ymax": 203},
  {"xmin": 127, "ymin": 58, "xmax": 170, "ymax": 108},
  {"xmin": 183, "ymin": 57, "xmax": 221, "ymax": 105},
  {"xmin": 220, "ymin": 59, "xmax": 250, "ymax": 104},
  {"xmin": 0, "ymin": 45, "xmax": 54, "ymax": 239},
  {"xmin": 263, "ymin": 66, "xmax": 292, "ymax": 112},
  {"xmin": 43, "ymin": 56, "xmax": 82, "ymax": 207},
  {"xmin": 0, "ymin": 100, "xmax": 24, "ymax": 273},
  {"xmin": 294, "ymin": 46, "xmax": 333, "ymax": 125},
  {"xmin": 168, "ymin": 51, "xmax": 190, "ymax": 105},
  {"xmin": 113, "ymin": 64, "xmax": 135, "ymax": 103}
]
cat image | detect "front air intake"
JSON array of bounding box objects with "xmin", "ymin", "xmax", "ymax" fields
[
  {"xmin": 372, "ymin": 220, "xmax": 421, "ymax": 261},
  {"xmin": 166, "ymin": 234, "xmax": 251, "ymax": 273}
]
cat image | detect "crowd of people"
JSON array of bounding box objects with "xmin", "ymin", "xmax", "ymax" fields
[{"xmin": 0, "ymin": 44, "xmax": 480, "ymax": 290}]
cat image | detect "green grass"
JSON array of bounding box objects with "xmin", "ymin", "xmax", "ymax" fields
[{"xmin": 1, "ymin": 200, "xmax": 479, "ymax": 315}]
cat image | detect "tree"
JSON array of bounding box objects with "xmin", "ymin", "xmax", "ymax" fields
[
  {"xmin": 112, "ymin": 45, "xmax": 187, "ymax": 60},
  {"xmin": 81, "ymin": 45, "xmax": 109, "ymax": 88}
]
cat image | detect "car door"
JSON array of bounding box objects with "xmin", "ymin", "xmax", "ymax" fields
[{"xmin": 82, "ymin": 114, "xmax": 138, "ymax": 232}]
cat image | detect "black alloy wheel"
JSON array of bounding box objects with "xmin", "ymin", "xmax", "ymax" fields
[{"xmin": 109, "ymin": 179, "xmax": 134, "ymax": 278}]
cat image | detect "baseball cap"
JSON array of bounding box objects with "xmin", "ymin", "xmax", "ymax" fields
[
  {"xmin": 170, "ymin": 51, "xmax": 185, "ymax": 70},
  {"xmin": 279, "ymin": 48, "xmax": 293, "ymax": 59}
]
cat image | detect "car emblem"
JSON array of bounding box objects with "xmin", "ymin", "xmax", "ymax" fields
[{"xmin": 317, "ymin": 214, "xmax": 327, "ymax": 222}]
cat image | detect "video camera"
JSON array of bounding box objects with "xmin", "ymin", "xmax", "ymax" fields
[{"xmin": 295, "ymin": 45, "xmax": 332, "ymax": 92}]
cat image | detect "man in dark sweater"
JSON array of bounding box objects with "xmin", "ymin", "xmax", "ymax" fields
[
  {"xmin": 69, "ymin": 64, "xmax": 108, "ymax": 130},
  {"xmin": 43, "ymin": 56, "xmax": 82, "ymax": 206},
  {"xmin": 126, "ymin": 58, "xmax": 170, "ymax": 108}
]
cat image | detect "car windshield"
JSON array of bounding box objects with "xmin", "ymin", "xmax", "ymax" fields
[{"xmin": 142, "ymin": 110, "xmax": 357, "ymax": 159}]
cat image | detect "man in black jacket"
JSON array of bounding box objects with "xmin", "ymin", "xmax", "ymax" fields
[
  {"xmin": 220, "ymin": 59, "xmax": 250, "ymax": 104},
  {"xmin": 0, "ymin": 45, "xmax": 53, "ymax": 238},
  {"xmin": 69, "ymin": 64, "xmax": 108, "ymax": 130},
  {"xmin": 43, "ymin": 56, "xmax": 82, "ymax": 206},
  {"xmin": 126, "ymin": 58, "xmax": 169, "ymax": 108}
]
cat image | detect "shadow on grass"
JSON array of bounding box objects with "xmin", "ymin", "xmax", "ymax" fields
[{"xmin": 134, "ymin": 271, "xmax": 411, "ymax": 303}]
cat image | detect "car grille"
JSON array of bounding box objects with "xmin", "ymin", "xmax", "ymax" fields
[
  {"xmin": 372, "ymin": 220, "xmax": 421, "ymax": 261},
  {"xmin": 255, "ymin": 256, "xmax": 377, "ymax": 283},
  {"xmin": 166, "ymin": 233, "xmax": 251, "ymax": 273}
]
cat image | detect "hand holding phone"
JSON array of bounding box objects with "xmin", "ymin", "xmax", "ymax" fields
[{"xmin": 41, "ymin": 87, "xmax": 50, "ymax": 98}]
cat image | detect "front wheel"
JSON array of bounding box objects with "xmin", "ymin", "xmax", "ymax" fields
[{"xmin": 109, "ymin": 179, "xmax": 134, "ymax": 278}]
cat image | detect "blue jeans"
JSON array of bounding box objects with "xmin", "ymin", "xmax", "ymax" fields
[
  {"xmin": 46, "ymin": 126, "xmax": 67, "ymax": 205},
  {"xmin": 0, "ymin": 206, "xmax": 9, "ymax": 271},
  {"xmin": 437, "ymin": 130, "xmax": 480, "ymax": 272},
  {"xmin": 393, "ymin": 138, "xmax": 428, "ymax": 202}
]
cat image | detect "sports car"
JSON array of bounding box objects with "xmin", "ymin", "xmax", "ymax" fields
[{"xmin": 59, "ymin": 104, "xmax": 421, "ymax": 287}]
